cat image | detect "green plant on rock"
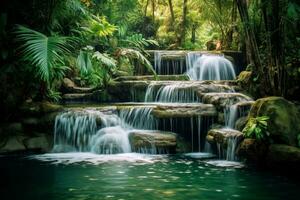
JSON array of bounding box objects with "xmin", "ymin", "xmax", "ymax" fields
[{"xmin": 242, "ymin": 116, "xmax": 270, "ymax": 141}]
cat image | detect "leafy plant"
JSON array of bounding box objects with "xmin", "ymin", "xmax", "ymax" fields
[
  {"xmin": 122, "ymin": 34, "xmax": 159, "ymax": 50},
  {"xmin": 115, "ymin": 48, "xmax": 157, "ymax": 76},
  {"xmin": 15, "ymin": 25, "xmax": 72, "ymax": 84},
  {"xmin": 82, "ymin": 15, "xmax": 117, "ymax": 37},
  {"xmin": 297, "ymin": 134, "xmax": 300, "ymax": 147},
  {"xmin": 242, "ymin": 116, "xmax": 270, "ymax": 141}
]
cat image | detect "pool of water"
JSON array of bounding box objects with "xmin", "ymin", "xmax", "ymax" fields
[{"xmin": 0, "ymin": 153, "xmax": 299, "ymax": 200}]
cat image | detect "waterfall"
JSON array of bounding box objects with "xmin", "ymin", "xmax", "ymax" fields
[
  {"xmin": 53, "ymin": 110, "xmax": 128, "ymax": 154},
  {"xmin": 224, "ymin": 104, "xmax": 238, "ymax": 128},
  {"xmin": 119, "ymin": 107, "xmax": 158, "ymax": 130},
  {"xmin": 226, "ymin": 136, "xmax": 239, "ymax": 161},
  {"xmin": 187, "ymin": 54, "xmax": 236, "ymax": 80},
  {"xmin": 90, "ymin": 126, "xmax": 131, "ymax": 154},
  {"xmin": 154, "ymin": 51, "xmax": 186, "ymax": 74},
  {"xmin": 145, "ymin": 82, "xmax": 199, "ymax": 103},
  {"xmin": 186, "ymin": 52, "xmax": 202, "ymax": 71}
]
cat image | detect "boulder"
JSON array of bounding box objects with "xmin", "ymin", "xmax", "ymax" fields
[
  {"xmin": 129, "ymin": 131, "xmax": 177, "ymax": 153},
  {"xmin": 237, "ymin": 138, "xmax": 269, "ymax": 163},
  {"xmin": 20, "ymin": 101, "xmax": 63, "ymax": 116},
  {"xmin": 237, "ymin": 71, "xmax": 252, "ymax": 86},
  {"xmin": 62, "ymin": 78, "xmax": 94, "ymax": 93},
  {"xmin": 5, "ymin": 123, "xmax": 23, "ymax": 134},
  {"xmin": 23, "ymin": 134, "xmax": 53, "ymax": 152},
  {"xmin": 267, "ymin": 144, "xmax": 300, "ymax": 164},
  {"xmin": 202, "ymin": 93, "xmax": 252, "ymax": 109},
  {"xmin": 0, "ymin": 136, "xmax": 27, "ymax": 153},
  {"xmin": 235, "ymin": 116, "xmax": 248, "ymax": 131},
  {"xmin": 206, "ymin": 128, "xmax": 244, "ymax": 147},
  {"xmin": 152, "ymin": 103, "xmax": 217, "ymax": 118},
  {"xmin": 249, "ymin": 97, "xmax": 300, "ymax": 146}
]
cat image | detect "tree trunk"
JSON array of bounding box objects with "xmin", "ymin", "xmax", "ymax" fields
[
  {"xmin": 179, "ymin": 0, "xmax": 188, "ymax": 46},
  {"xmin": 236, "ymin": 0, "xmax": 262, "ymax": 74},
  {"xmin": 168, "ymin": 0, "xmax": 175, "ymax": 25},
  {"xmin": 226, "ymin": 0, "xmax": 237, "ymax": 49},
  {"xmin": 152, "ymin": 0, "xmax": 155, "ymax": 21},
  {"xmin": 261, "ymin": 0, "xmax": 287, "ymax": 95},
  {"xmin": 191, "ymin": 23, "xmax": 196, "ymax": 43},
  {"xmin": 144, "ymin": 0, "xmax": 149, "ymax": 16}
]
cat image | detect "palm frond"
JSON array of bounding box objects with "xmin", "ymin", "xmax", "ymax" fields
[{"xmin": 15, "ymin": 25, "xmax": 71, "ymax": 83}]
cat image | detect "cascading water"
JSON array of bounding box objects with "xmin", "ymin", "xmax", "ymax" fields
[
  {"xmin": 154, "ymin": 51, "xmax": 187, "ymax": 74},
  {"xmin": 226, "ymin": 136, "xmax": 239, "ymax": 161},
  {"xmin": 53, "ymin": 110, "xmax": 130, "ymax": 154},
  {"xmin": 119, "ymin": 107, "xmax": 158, "ymax": 130},
  {"xmin": 187, "ymin": 54, "xmax": 236, "ymax": 80}
]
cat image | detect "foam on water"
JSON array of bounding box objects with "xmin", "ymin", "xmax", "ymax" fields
[
  {"xmin": 187, "ymin": 54, "xmax": 236, "ymax": 80},
  {"xmin": 29, "ymin": 153, "xmax": 167, "ymax": 165}
]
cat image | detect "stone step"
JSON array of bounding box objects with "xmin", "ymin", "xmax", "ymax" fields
[
  {"xmin": 129, "ymin": 130, "xmax": 177, "ymax": 153},
  {"xmin": 114, "ymin": 75, "xmax": 189, "ymax": 81},
  {"xmin": 62, "ymin": 93, "xmax": 94, "ymax": 101},
  {"xmin": 152, "ymin": 103, "xmax": 217, "ymax": 118},
  {"xmin": 206, "ymin": 128, "xmax": 244, "ymax": 147},
  {"xmin": 202, "ymin": 92, "xmax": 253, "ymax": 108},
  {"xmin": 62, "ymin": 78, "xmax": 94, "ymax": 94}
]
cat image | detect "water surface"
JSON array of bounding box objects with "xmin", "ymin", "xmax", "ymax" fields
[{"xmin": 0, "ymin": 153, "xmax": 298, "ymax": 200}]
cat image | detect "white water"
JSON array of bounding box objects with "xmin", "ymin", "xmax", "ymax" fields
[
  {"xmin": 187, "ymin": 54, "xmax": 236, "ymax": 80},
  {"xmin": 226, "ymin": 135, "xmax": 239, "ymax": 161},
  {"xmin": 90, "ymin": 126, "xmax": 131, "ymax": 154},
  {"xmin": 119, "ymin": 107, "xmax": 158, "ymax": 129},
  {"xmin": 144, "ymin": 82, "xmax": 198, "ymax": 103},
  {"xmin": 154, "ymin": 51, "xmax": 186, "ymax": 74},
  {"xmin": 53, "ymin": 110, "xmax": 129, "ymax": 154}
]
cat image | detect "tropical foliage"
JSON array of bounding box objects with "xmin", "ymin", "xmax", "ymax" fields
[{"xmin": 242, "ymin": 116, "xmax": 270, "ymax": 141}]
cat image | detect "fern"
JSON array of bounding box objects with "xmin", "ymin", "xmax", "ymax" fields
[
  {"xmin": 122, "ymin": 33, "xmax": 159, "ymax": 49},
  {"xmin": 92, "ymin": 51, "xmax": 117, "ymax": 68}
]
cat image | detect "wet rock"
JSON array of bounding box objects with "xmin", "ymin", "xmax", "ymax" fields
[
  {"xmin": 202, "ymin": 93, "xmax": 252, "ymax": 109},
  {"xmin": 20, "ymin": 101, "xmax": 63, "ymax": 116},
  {"xmin": 5, "ymin": 123, "xmax": 23, "ymax": 134},
  {"xmin": 114, "ymin": 75, "xmax": 189, "ymax": 81},
  {"xmin": 206, "ymin": 128, "xmax": 244, "ymax": 147},
  {"xmin": 267, "ymin": 144, "xmax": 300, "ymax": 164},
  {"xmin": 23, "ymin": 134, "xmax": 53, "ymax": 152},
  {"xmin": 62, "ymin": 93, "xmax": 93, "ymax": 102},
  {"xmin": 129, "ymin": 131, "xmax": 177, "ymax": 153},
  {"xmin": 235, "ymin": 116, "xmax": 248, "ymax": 131},
  {"xmin": 249, "ymin": 97, "xmax": 300, "ymax": 146},
  {"xmin": 237, "ymin": 139, "xmax": 269, "ymax": 163},
  {"xmin": 0, "ymin": 136, "xmax": 27, "ymax": 153},
  {"xmin": 62, "ymin": 78, "xmax": 94, "ymax": 93},
  {"xmin": 237, "ymin": 71, "xmax": 252, "ymax": 86},
  {"xmin": 152, "ymin": 103, "xmax": 217, "ymax": 118}
]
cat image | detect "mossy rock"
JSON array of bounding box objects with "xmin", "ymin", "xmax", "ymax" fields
[
  {"xmin": 236, "ymin": 138, "xmax": 269, "ymax": 163},
  {"xmin": 20, "ymin": 101, "xmax": 63, "ymax": 116},
  {"xmin": 249, "ymin": 97, "xmax": 300, "ymax": 146},
  {"xmin": 267, "ymin": 144, "xmax": 300, "ymax": 164}
]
